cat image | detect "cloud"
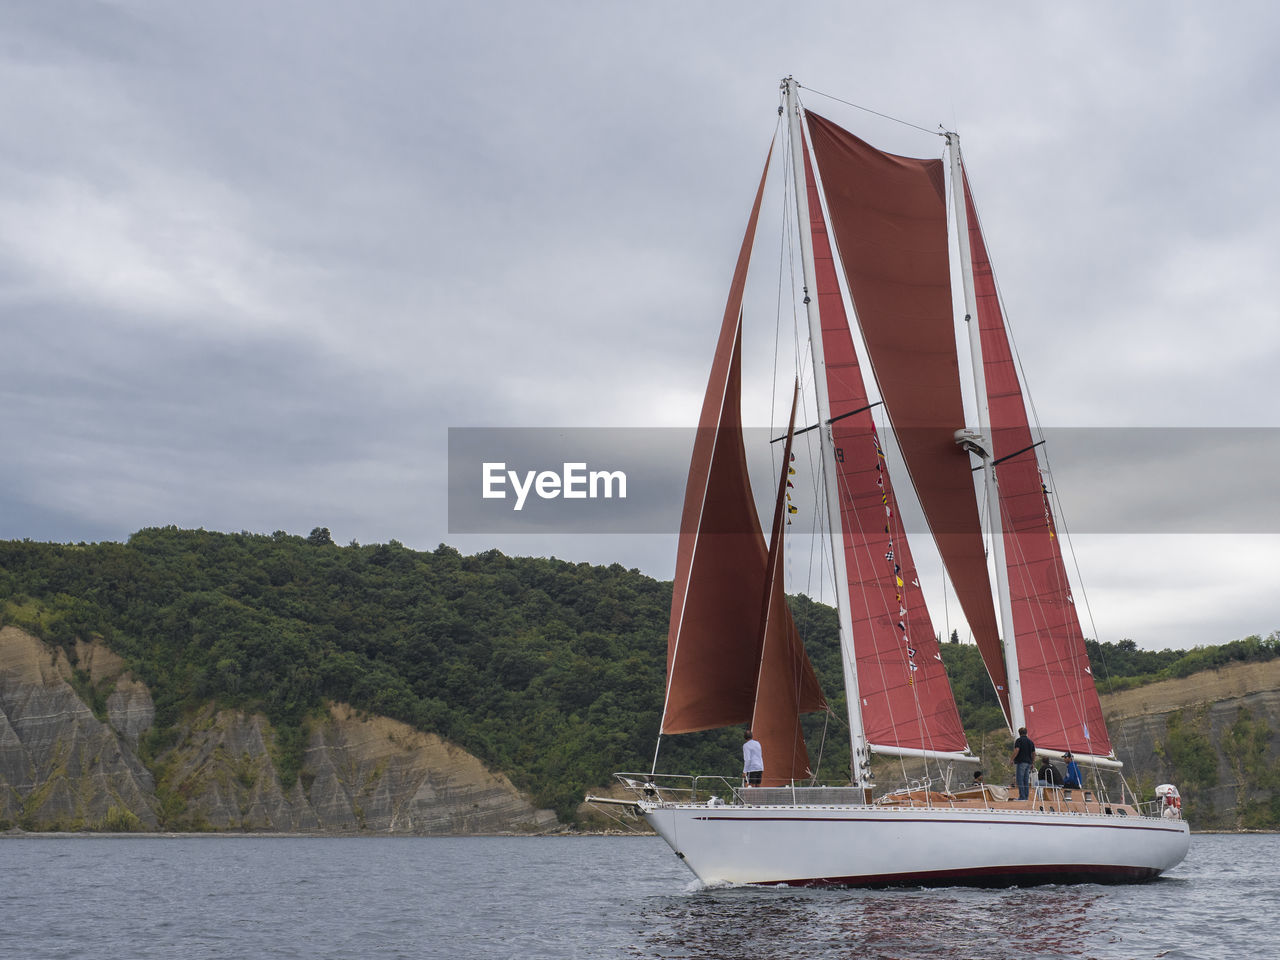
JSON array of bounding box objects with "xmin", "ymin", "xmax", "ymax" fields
[{"xmin": 0, "ymin": 2, "xmax": 1277, "ymax": 650}]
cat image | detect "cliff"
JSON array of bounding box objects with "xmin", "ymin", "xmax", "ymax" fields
[
  {"xmin": 0, "ymin": 627, "xmax": 557, "ymax": 833},
  {"xmin": 1100, "ymin": 659, "xmax": 1280, "ymax": 829},
  {"xmin": 5, "ymin": 615, "xmax": 1279, "ymax": 833}
]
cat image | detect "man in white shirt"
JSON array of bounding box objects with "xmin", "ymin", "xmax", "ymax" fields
[{"xmin": 742, "ymin": 730, "xmax": 764, "ymax": 787}]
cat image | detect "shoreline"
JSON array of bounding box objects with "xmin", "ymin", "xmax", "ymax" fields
[
  {"xmin": 1, "ymin": 827, "xmax": 648, "ymax": 839},
  {"xmin": 3, "ymin": 827, "xmax": 1267, "ymax": 839}
]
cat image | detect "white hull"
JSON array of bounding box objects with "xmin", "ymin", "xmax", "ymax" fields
[{"xmin": 642, "ymin": 802, "xmax": 1190, "ymax": 887}]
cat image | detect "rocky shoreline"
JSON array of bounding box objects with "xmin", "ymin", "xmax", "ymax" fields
[{"xmin": 0, "ymin": 626, "xmax": 557, "ymax": 834}]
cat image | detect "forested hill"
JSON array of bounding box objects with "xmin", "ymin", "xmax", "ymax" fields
[{"xmin": 1, "ymin": 527, "xmax": 1276, "ymax": 820}]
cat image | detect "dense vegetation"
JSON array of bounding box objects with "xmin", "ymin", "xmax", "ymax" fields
[{"xmin": 1, "ymin": 528, "xmax": 1276, "ymax": 821}]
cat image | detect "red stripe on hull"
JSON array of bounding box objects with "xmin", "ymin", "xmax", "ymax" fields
[
  {"xmin": 765, "ymin": 862, "xmax": 1164, "ymax": 889},
  {"xmin": 692, "ymin": 814, "xmax": 1188, "ymax": 835}
]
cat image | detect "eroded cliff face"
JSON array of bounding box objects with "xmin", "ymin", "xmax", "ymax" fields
[
  {"xmin": 0, "ymin": 628, "xmax": 557, "ymax": 833},
  {"xmin": 1101, "ymin": 660, "xmax": 1280, "ymax": 829},
  {"xmin": 0, "ymin": 626, "xmax": 158, "ymax": 829},
  {"xmin": 159, "ymin": 703, "xmax": 558, "ymax": 834}
]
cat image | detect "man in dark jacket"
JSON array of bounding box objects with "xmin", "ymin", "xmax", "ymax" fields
[{"xmin": 1012, "ymin": 727, "xmax": 1035, "ymax": 800}]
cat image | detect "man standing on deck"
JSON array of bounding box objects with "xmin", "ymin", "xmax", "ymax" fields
[
  {"xmin": 742, "ymin": 730, "xmax": 764, "ymax": 787},
  {"xmin": 1012, "ymin": 727, "xmax": 1035, "ymax": 800}
]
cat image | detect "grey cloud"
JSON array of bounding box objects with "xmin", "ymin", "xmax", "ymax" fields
[{"xmin": 0, "ymin": 2, "xmax": 1277, "ymax": 651}]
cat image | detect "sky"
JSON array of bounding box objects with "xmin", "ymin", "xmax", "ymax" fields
[{"xmin": 1, "ymin": 1, "xmax": 1277, "ymax": 650}]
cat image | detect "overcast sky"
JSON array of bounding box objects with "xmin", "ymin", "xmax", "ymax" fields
[{"xmin": 1, "ymin": 2, "xmax": 1277, "ymax": 650}]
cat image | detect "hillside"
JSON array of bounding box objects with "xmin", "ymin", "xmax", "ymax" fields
[{"xmin": 2, "ymin": 528, "xmax": 1278, "ymax": 831}]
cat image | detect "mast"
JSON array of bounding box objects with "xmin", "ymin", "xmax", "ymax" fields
[
  {"xmin": 946, "ymin": 132, "xmax": 1026, "ymax": 736},
  {"xmin": 783, "ymin": 77, "xmax": 870, "ymax": 788}
]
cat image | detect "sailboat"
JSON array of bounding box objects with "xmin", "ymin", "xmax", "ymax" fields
[{"xmin": 591, "ymin": 79, "xmax": 1190, "ymax": 887}]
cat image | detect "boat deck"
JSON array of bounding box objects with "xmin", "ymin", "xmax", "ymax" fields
[
  {"xmin": 868, "ymin": 785, "xmax": 1139, "ymax": 817},
  {"xmin": 735, "ymin": 785, "xmax": 1139, "ymax": 817},
  {"xmin": 616, "ymin": 777, "xmax": 1164, "ymax": 819}
]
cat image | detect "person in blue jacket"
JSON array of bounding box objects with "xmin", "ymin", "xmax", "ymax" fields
[{"xmin": 1062, "ymin": 751, "xmax": 1084, "ymax": 789}]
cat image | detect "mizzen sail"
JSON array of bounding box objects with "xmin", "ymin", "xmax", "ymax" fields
[{"xmin": 962, "ymin": 172, "xmax": 1112, "ymax": 758}]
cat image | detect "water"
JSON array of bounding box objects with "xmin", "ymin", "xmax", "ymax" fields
[{"xmin": 0, "ymin": 833, "xmax": 1275, "ymax": 959}]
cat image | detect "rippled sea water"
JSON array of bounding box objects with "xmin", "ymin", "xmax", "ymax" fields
[{"xmin": 1, "ymin": 833, "xmax": 1274, "ymax": 959}]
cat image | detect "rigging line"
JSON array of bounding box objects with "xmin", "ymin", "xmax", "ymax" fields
[
  {"xmin": 811, "ymin": 709, "xmax": 830, "ymax": 784},
  {"xmin": 762, "ymin": 395, "xmax": 809, "ymax": 784},
  {"xmin": 790, "ymin": 178, "xmax": 807, "ymax": 397},
  {"xmin": 834, "ymin": 428, "xmax": 954, "ymax": 765},
  {"xmin": 584, "ymin": 801, "xmax": 644, "ymax": 835},
  {"xmin": 807, "ymin": 421, "xmax": 858, "ymax": 753},
  {"xmin": 1041, "ymin": 459, "xmax": 1128, "ymax": 761},
  {"xmin": 1028, "ymin": 513, "xmax": 1102, "ymax": 744},
  {"xmin": 769, "ymin": 401, "xmax": 886, "ymax": 444},
  {"xmin": 970, "ymin": 439, "xmax": 1047, "ymax": 471},
  {"xmin": 942, "ymin": 564, "xmax": 951, "ymax": 648},
  {"xmin": 1043, "ymin": 453, "xmax": 1105, "ymax": 649},
  {"xmin": 792, "ymin": 432, "xmax": 848, "ymax": 758},
  {"xmin": 788, "ymin": 440, "xmax": 849, "ymax": 773},
  {"xmin": 1001, "ymin": 503, "xmax": 1109, "ymax": 766},
  {"xmin": 1000, "ymin": 505, "xmax": 1093, "ymax": 751},
  {"xmin": 861, "ymin": 429, "xmax": 947, "ymax": 760},
  {"xmin": 873, "ymin": 406, "xmax": 969, "ymax": 758},
  {"xmin": 966, "ymin": 162, "xmax": 1051, "ymax": 451},
  {"xmin": 769, "ymin": 137, "xmax": 795, "ymax": 544},
  {"xmin": 795, "ymin": 82, "xmax": 944, "ymax": 138},
  {"xmin": 770, "ymin": 116, "xmax": 790, "ymax": 456}
]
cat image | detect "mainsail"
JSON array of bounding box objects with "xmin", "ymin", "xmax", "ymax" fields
[
  {"xmin": 805, "ymin": 113, "xmax": 1012, "ymax": 725},
  {"xmin": 962, "ymin": 173, "xmax": 1112, "ymax": 758},
  {"xmin": 801, "ymin": 139, "xmax": 967, "ymax": 756}
]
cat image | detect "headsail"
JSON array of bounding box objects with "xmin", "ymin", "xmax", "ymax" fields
[
  {"xmin": 800, "ymin": 137, "xmax": 967, "ymax": 756},
  {"xmin": 751, "ymin": 382, "xmax": 826, "ymax": 785},
  {"xmin": 661, "ymin": 147, "xmax": 772, "ymax": 735},
  {"xmin": 661, "ymin": 143, "xmax": 824, "ymax": 738},
  {"xmin": 962, "ymin": 172, "xmax": 1112, "ymax": 758}
]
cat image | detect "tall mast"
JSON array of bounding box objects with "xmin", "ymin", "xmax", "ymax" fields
[
  {"xmin": 783, "ymin": 77, "xmax": 870, "ymax": 788},
  {"xmin": 946, "ymin": 132, "xmax": 1026, "ymax": 736}
]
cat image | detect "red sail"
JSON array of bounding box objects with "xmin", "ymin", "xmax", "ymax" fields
[
  {"xmin": 752, "ymin": 384, "xmax": 827, "ymax": 785},
  {"xmin": 661, "ymin": 144, "xmax": 794, "ymax": 734},
  {"xmin": 962, "ymin": 173, "xmax": 1112, "ymax": 758},
  {"xmin": 806, "ymin": 113, "xmax": 1011, "ymax": 722},
  {"xmin": 801, "ymin": 138, "xmax": 967, "ymax": 755}
]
